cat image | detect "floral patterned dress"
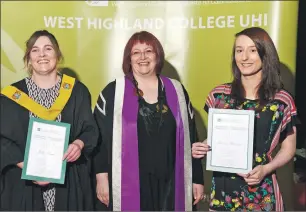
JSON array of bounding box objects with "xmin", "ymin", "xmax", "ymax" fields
[{"xmin": 204, "ymin": 83, "xmax": 297, "ymax": 211}]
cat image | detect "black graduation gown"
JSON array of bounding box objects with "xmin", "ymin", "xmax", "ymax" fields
[
  {"xmin": 0, "ymin": 78, "xmax": 99, "ymax": 211},
  {"xmin": 92, "ymin": 80, "xmax": 204, "ymax": 211}
]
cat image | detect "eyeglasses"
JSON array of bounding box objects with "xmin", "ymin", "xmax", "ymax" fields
[{"xmin": 131, "ymin": 49, "xmax": 155, "ymax": 59}]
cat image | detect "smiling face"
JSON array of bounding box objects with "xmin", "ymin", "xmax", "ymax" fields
[
  {"xmin": 130, "ymin": 42, "xmax": 157, "ymax": 77},
  {"xmin": 29, "ymin": 36, "xmax": 58, "ymax": 75},
  {"xmin": 234, "ymin": 35, "xmax": 262, "ymax": 77}
]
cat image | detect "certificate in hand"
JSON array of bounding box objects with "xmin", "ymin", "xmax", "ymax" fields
[
  {"xmin": 206, "ymin": 108, "xmax": 255, "ymax": 174},
  {"xmin": 21, "ymin": 117, "xmax": 70, "ymax": 184}
]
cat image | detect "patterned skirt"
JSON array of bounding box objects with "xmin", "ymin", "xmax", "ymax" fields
[{"xmin": 42, "ymin": 184, "xmax": 56, "ymax": 211}]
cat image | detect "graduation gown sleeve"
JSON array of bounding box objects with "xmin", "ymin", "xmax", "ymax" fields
[
  {"xmin": 0, "ymin": 80, "xmax": 46, "ymax": 211},
  {"xmin": 0, "ymin": 95, "xmax": 24, "ymax": 174},
  {"xmin": 92, "ymin": 81, "xmax": 116, "ymax": 174},
  {"xmin": 72, "ymin": 82, "xmax": 99, "ymax": 158},
  {"xmin": 182, "ymin": 84, "xmax": 204, "ymax": 185}
]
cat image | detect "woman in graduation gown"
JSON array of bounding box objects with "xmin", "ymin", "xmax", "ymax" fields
[
  {"xmin": 192, "ymin": 27, "xmax": 297, "ymax": 211},
  {"xmin": 93, "ymin": 31, "xmax": 204, "ymax": 211},
  {"xmin": 0, "ymin": 30, "xmax": 98, "ymax": 211}
]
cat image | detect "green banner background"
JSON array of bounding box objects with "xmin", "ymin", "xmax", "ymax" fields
[{"xmin": 1, "ymin": 1, "xmax": 299, "ymax": 210}]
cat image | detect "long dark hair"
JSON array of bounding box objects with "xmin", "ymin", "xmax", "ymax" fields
[{"xmin": 231, "ymin": 27, "xmax": 283, "ymax": 105}]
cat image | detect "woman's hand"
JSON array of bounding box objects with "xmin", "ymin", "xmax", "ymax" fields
[
  {"xmin": 33, "ymin": 181, "xmax": 50, "ymax": 186},
  {"xmin": 16, "ymin": 162, "xmax": 24, "ymax": 169},
  {"xmin": 192, "ymin": 140, "xmax": 211, "ymax": 159},
  {"xmin": 96, "ymin": 173, "xmax": 109, "ymax": 207},
  {"xmin": 63, "ymin": 139, "xmax": 84, "ymax": 162},
  {"xmin": 237, "ymin": 173, "xmax": 250, "ymax": 178},
  {"xmin": 193, "ymin": 183, "xmax": 204, "ymax": 205},
  {"xmin": 243, "ymin": 165, "xmax": 270, "ymax": 185}
]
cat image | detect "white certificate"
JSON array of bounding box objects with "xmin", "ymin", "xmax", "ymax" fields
[
  {"xmin": 22, "ymin": 117, "xmax": 70, "ymax": 184},
  {"xmin": 206, "ymin": 108, "xmax": 254, "ymax": 174}
]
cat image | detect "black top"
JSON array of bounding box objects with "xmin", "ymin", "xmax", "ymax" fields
[{"xmin": 138, "ymin": 99, "xmax": 177, "ymax": 179}]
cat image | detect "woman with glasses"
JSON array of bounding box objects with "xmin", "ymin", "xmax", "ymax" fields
[{"xmin": 92, "ymin": 31, "xmax": 204, "ymax": 211}]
